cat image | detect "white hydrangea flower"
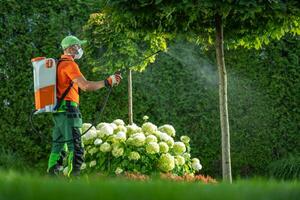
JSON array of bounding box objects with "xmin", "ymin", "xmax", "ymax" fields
[
  {"xmin": 106, "ymin": 135, "xmax": 117, "ymax": 144},
  {"xmin": 96, "ymin": 122, "xmax": 110, "ymax": 130},
  {"xmin": 166, "ymin": 137, "xmax": 174, "ymax": 147},
  {"xmin": 153, "ymin": 130, "xmax": 162, "ymax": 138},
  {"xmin": 89, "ymin": 160, "xmax": 97, "ymax": 168},
  {"xmin": 183, "ymin": 152, "xmax": 191, "ymax": 160},
  {"xmin": 94, "ymin": 138, "xmax": 103, "ymax": 146},
  {"xmin": 143, "ymin": 115, "xmax": 149, "ymax": 121},
  {"xmin": 98, "ymin": 123, "xmax": 114, "ymax": 137},
  {"xmin": 114, "ymin": 125, "xmax": 127, "ymax": 134},
  {"xmin": 146, "ymin": 142, "xmax": 160, "ymax": 154},
  {"xmin": 113, "ymin": 119, "xmax": 125, "ymax": 126},
  {"xmin": 173, "ymin": 142, "xmax": 186, "ymax": 155},
  {"xmin": 112, "ymin": 145, "xmax": 124, "ymax": 158},
  {"xmin": 115, "ymin": 167, "xmax": 123, "ymax": 175},
  {"xmin": 157, "ymin": 131, "xmax": 174, "ymax": 147},
  {"xmin": 158, "ymin": 153, "xmax": 175, "ymax": 172},
  {"xmin": 158, "ymin": 124, "xmax": 176, "ymax": 137},
  {"xmin": 159, "ymin": 142, "xmax": 169, "ymax": 153},
  {"xmin": 191, "ymin": 158, "xmax": 202, "ymax": 171},
  {"xmin": 100, "ymin": 142, "xmax": 112, "ymax": 152},
  {"xmin": 115, "ymin": 131, "xmax": 127, "ymax": 142},
  {"xmin": 128, "ymin": 151, "xmax": 140, "ymax": 161},
  {"xmin": 180, "ymin": 135, "xmax": 190, "ymax": 144},
  {"xmin": 126, "ymin": 138, "xmax": 133, "ymax": 145},
  {"xmin": 175, "ymin": 155, "xmax": 185, "ymax": 166},
  {"xmin": 80, "ymin": 163, "xmax": 87, "ymax": 170},
  {"xmin": 126, "ymin": 123, "xmax": 142, "ymax": 136},
  {"xmin": 158, "ymin": 131, "xmax": 170, "ymax": 142},
  {"xmin": 110, "ymin": 123, "xmax": 118, "ymax": 130},
  {"xmin": 88, "ymin": 147, "xmax": 98, "ymax": 155},
  {"xmin": 82, "ymin": 129, "xmax": 97, "ymax": 141},
  {"xmin": 127, "ymin": 133, "xmax": 146, "ymax": 147},
  {"xmin": 192, "ymin": 158, "xmax": 200, "ymax": 164},
  {"xmin": 142, "ymin": 122, "xmax": 157, "ymax": 135},
  {"xmin": 145, "ymin": 135, "xmax": 158, "ymax": 143},
  {"xmin": 82, "ymin": 123, "xmax": 96, "ymax": 132},
  {"xmin": 96, "ymin": 130, "xmax": 105, "ymax": 138}
]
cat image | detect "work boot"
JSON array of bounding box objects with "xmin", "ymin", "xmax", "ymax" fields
[{"xmin": 47, "ymin": 164, "xmax": 62, "ymax": 176}]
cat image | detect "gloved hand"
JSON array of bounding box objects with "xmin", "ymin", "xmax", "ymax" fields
[{"xmin": 104, "ymin": 73, "xmax": 122, "ymax": 88}]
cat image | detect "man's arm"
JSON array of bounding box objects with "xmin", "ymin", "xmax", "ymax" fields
[{"xmin": 73, "ymin": 75, "xmax": 105, "ymax": 91}]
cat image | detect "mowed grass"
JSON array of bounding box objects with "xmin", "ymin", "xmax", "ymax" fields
[{"xmin": 0, "ymin": 171, "xmax": 299, "ymax": 200}]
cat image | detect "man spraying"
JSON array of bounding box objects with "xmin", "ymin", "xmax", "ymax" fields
[{"xmin": 47, "ymin": 35, "xmax": 122, "ymax": 176}]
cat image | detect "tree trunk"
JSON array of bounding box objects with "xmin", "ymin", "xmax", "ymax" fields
[
  {"xmin": 215, "ymin": 14, "xmax": 232, "ymax": 183},
  {"xmin": 128, "ymin": 69, "xmax": 133, "ymax": 125}
]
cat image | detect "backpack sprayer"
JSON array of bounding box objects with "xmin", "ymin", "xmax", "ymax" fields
[{"xmin": 30, "ymin": 50, "xmax": 161, "ymax": 143}]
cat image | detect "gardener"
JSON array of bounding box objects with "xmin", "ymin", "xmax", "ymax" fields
[{"xmin": 47, "ymin": 35, "xmax": 122, "ymax": 177}]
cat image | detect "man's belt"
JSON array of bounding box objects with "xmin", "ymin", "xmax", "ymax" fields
[{"xmin": 57, "ymin": 100, "xmax": 78, "ymax": 112}]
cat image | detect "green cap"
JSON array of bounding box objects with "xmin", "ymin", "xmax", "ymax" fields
[{"xmin": 61, "ymin": 35, "xmax": 87, "ymax": 50}]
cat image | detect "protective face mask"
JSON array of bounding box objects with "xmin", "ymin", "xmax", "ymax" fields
[{"xmin": 74, "ymin": 48, "xmax": 83, "ymax": 59}]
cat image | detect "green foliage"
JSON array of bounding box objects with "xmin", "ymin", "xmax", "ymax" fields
[
  {"xmin": 99, "ymin": 0, "xmax": 300, "ymax": 49},
  {"xmin": 0, "ymin": 148, "xmax": 27, "ymax": 171},
  {"xmin": 83, "ymin": 10, "xmax": 168, "ymax": 73},
  {"xmin": 268, "ymin": 155, "xmax": 300, "ymax": 180}
]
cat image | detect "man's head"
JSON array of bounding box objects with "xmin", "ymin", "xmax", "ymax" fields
[{"xmin": 61, "ymin": 36, "xmax": 87, "ymax": 59}]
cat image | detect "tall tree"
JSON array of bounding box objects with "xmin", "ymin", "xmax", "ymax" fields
[
  {"xmin": 86, "ymin": 0, "xmax": 300, "ymax": 182},
  {"xmin": 128, "ymin": 69, "xmax": 133, "ymax": 124}
]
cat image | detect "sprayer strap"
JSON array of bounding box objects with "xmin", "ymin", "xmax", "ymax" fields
[
  {"xmin": 54, "ymin": 82, "xmax": 74, "ymax": 111},
  {"xmin": 53, "ymin": 58, "xmax": 74, "ymax": 111}
]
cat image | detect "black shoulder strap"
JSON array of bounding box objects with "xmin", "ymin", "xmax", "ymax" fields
[{"xmin": 53, "ymin": 58, "xmax": 74, "ymax": 111}]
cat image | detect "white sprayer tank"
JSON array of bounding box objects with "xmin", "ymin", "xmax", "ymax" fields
[{"xmin": 31, "ymin": 57, "xmax": 57, "ymax": 114}]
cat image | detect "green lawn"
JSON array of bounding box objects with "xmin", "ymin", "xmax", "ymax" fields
[{"xmin": 0, "ymin": 171, "xmax": 299, "ymax": 200}]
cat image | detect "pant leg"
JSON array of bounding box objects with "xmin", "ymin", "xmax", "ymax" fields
[
  {"xmin": 63, "ymin": 107, "xmax": 84, "ymax": 177},
  {"xmin": 56, "ymin": 146, "xmax": 68, "ymax": 168},
  {"xmin": 47, "ymin": 113, "xmax": 65, "ymax": 174}
]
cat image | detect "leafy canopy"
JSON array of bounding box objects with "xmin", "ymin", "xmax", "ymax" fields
[
  {"xmin": 83, "ymin": 9, "xmax": 168, "ymax": 73},
  {"xmin": 84, "ymin": 0, "xmax": 300, "ymax": 72},
  {"xmin": 99, "ymin": 0, "xmax": 300, "ymax": 47}
]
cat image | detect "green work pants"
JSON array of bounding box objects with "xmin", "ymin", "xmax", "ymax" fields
[{"xmin": 47, "ymin": 105, "xmax": 84, "ymax": 177}]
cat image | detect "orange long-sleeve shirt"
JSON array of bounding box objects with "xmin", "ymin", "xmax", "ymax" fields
[{"xmin": 57, "ymin": 55, "xmax": 83, "ymax": 104}]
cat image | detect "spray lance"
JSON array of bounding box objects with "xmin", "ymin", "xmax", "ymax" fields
[{"xmin": 30, "ymin": 50, "xmax": 162, "ymax": 144}]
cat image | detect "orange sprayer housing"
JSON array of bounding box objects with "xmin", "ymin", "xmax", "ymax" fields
[{"xmin": 31, "ymin": 57, "xmax": 57, "ymax": 114}]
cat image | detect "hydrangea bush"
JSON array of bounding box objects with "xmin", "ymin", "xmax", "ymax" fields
[{"xmin": 80, "ymin": 117, "xmax": 203, "ymax": 176}]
